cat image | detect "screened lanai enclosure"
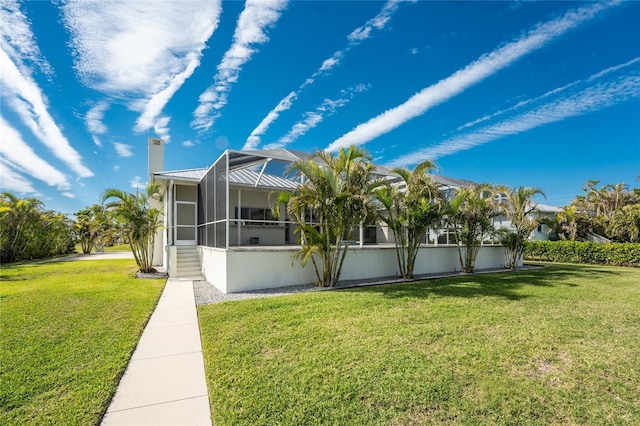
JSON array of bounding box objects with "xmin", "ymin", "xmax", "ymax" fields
[
  {"xmin": 197, "ymin": 149, "xmax": 303, "ymax": 249},
  {"xmin": 157, "ymin": 148, "xmax": 479, "ymax": 250}
]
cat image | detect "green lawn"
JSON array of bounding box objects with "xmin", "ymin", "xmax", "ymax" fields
[
  {"xmin": 199, "ymin": 263, "xmax": 640, "ymax": 425},
  {"xmin": 103, "ymin": 244, "xmax": 131, "ymax": 252},
  {"xmin": 0, "ymin": 259, "xmax": 165, "ymax": 425},
  {"xmin": 73, "ymin": 243, "xmax": 131, "ymax": 253}
]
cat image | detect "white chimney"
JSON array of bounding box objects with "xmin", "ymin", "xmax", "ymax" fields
[{"xmin": 148, "ymin": 137, "xmax": 164, "ymax": 179}]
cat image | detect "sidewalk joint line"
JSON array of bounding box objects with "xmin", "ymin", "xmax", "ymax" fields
[
  {"xmin": 130, "ymin": 350, "xmax": 203, "ymax": 361},
  {"xmin": 106, "ymin": 394, "xmax": 209, "ymax": 414}
]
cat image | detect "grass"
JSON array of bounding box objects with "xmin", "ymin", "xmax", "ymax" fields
[
  {"xmin": 73, "ymin": 243, "xmax": 131, "ymax": 253},
  {"xmin": 103, "ymin": 244, "xmax": 131, "ymax": 252},
  {"xmin": 0, "ymin": 259, "xmax": 165, "ymax": 425},
  {"xmin": 198, "ymin": 263, "xmax": 640, "ymax": 425}
]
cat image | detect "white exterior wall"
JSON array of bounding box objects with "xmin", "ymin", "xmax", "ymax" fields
[
  {"xmin": 148, "ymin": 137, "xmax": 166, "ymax": 268},
  {"xmin": 228, "ymin": 188, "xmax": 287, "ymax": 246},
  {"xmin": 166, "ymin": 245, "xmax": 177, "ymax": 278},
  {"xmin": 229, "ymin": 188, "xmax": 273, "ymax": 212},
  {"xmin": 199, "ymin": 246, "xmax": 229, "ymax": 293},
  {"xmin": 493, "ymin": 214, "xmax": 556, "ymax": 241},
  {"xmin": 376, "ymin": 224, "xmax": 395, "ymax": 244},
  {"xmin": 149, "ymin": 196, "xmax": 165, "ymax": 267},
  {"xmin": 200, "ymin": 245, "xmax": 508, "ymax": 294}
]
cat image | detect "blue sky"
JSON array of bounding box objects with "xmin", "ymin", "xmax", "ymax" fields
[{"xmin": 1, "ymin": 0, "xmax": 639, "ymax": 215}]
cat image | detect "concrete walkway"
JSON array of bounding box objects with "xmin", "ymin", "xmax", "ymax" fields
[{"xmin": 102, "ymin": 278, "xmax": 212, "ymax": 425}]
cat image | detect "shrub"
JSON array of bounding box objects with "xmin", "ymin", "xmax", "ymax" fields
[{"xmin": 524, "ymin": 241, "xmax": 640, "ymax": 267}]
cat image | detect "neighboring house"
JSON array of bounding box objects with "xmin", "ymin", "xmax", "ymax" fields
[
  {"xmin": 492, "ymin": 203, "xmax": 563, "ymax": 241},
  {"xmin": 148, "ymin": 139, "xmax": 512, "ymax": 293},
  {"xmin": 530, "ymin": 203, "xmax": 562, "ymax": 240}
]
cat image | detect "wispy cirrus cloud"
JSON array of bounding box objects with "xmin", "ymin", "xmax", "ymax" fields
[
  {"xmin": 243, "ymin": 0, "xmax": 414, "ymax": 150},
  {"xmin": 192, "ymin": 0, "xmax": 288, "ymax": 132},
  {"xmin": 0, "ymin": 1, "xmax": 92, "ymax": 179},
  {"xmin": 0, "ymin": 159, "xmax": 36, "ymax": 194},
  {"xmin": 63, "ymin": 0, "xmax": 221, "ymax": 139},
  {"xmin": 133, "ymin": 52, "xmax": 204, "ymax": 140},
  {"xmin": 347, "ymin": 0, "xmax": 408, "ymax": 43},
  {"xmin": 0, "ymin": 116, "xmax": 70, "ymax": 191},
  {"xmin": 84, "ymin": 100, "xmax": 109, "ymax": 147},
  {"xmin": 457, "ymin": 56, "xmax": 640, "ymax": 131},
  {"xmin": 266, "ymin": 84, "xmax": 369, "ymax": 149},
  {"xmin": 0, "ymin": 0, "xmax": 52, "ymax": 77},
  {"xmin": 387, "ymin": 71, "xmax": 640, "ymax": 168},
  {"xmin": 129, "ymin": 176, "xmax": 146, "ymax": 190},
  {"xmin": 113, "ymin": 142, "xmax": 134, "ymax": 158},
  {"xmin": 327, "ymin": 1, "xmax": 621, "ymax": 152},
  {"xmin": 244, "ymin": 91, "xmax": 297, "ymax": 150}
]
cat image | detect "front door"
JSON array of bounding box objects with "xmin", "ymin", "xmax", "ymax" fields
[
  {"xmin": 174, "ymin": 185, "xmax": 197, "ymax": 245},
  {"xmin": 175, "ymin": 202, "xmax": 196, "ymax": 245}
]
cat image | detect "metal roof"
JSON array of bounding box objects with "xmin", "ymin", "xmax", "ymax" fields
[
  {"xmin": 227, "ymin": 168, "xmax": 299, "ymax": 190},
  {"xmin": 532, "ymin": 203, "xmax": 563, "ymax": 213},
  {"xmin": 153, "ymin": 149, "xmax": 476, "ymax": 191},
  {"xmin": 153, "ymin": 167, "xmax": 299, "ymax": 191},
  {"xmin": 429, "ymin": 174, "xmax": 475, "ymax": 188},
  {"xmin": 152, "ymin": 168, "xmax": 207, "ymax": 181}
]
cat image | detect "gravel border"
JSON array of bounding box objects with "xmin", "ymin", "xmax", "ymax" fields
[{"xmin": 193, "ymin": 265, "xmax": 542, "ymax": 306}]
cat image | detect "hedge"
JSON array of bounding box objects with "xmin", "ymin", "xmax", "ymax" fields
[{"xmin": 524, "ymin": 241, "xmax": 640, "ymax": 267}]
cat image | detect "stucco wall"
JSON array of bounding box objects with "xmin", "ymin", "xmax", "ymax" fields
[
  {"xmin": 199, "ymin": 246, "xmax": 229, "ymax": 293},
  {"xmin": 149, "ymin": 196, "xmax": 165, "ymax": 267},
  {"xmin": 200, "ymin": 244, "xmax": 510, "ymax": 294}
]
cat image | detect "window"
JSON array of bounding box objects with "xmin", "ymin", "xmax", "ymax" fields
[{"xmin": 234, "ymin": 207, "xmax": 277, "ymax": 226}]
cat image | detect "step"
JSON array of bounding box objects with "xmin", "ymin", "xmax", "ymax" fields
[
  {"xmin": 172, "ymin": 246, "xmax": 202, "ymax": 280},
  {"xmin": 177, "ymin": 254, "xmax": 198, "ymax": 260},
  {"xmin": 177, "ymin": 259, "xmax": 200, "ymax": 267},
  {"xmin": 174, "ymin": 272, "xmax": 204, "ymax": 279},
  {"xmin": 176, "ymin": 263, "xmax": 201, "ymax": 271}
]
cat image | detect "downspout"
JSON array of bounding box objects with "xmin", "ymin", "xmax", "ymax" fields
[
  {"xmin": 164, "ymin": 179, "xmax": 174, "ymax": 275},
  {"xmin": 237, "ymin": 188, "xmax": 242, "ymax": 245}
]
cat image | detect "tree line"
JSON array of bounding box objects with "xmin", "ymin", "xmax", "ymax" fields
[
  {"xmin": 1, "ymin": 186, "xmax": 161, "ymax": 269},
  {"xmin": 0, "ymin": 193, "xmax": 75, "ymax": 263},
  {"xmin": 555, "ymin": 180, "xmax": 640, "ymax": 243}
]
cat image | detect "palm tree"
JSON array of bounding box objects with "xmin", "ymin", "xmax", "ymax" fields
[
  {"xmin": 1, "ymin": 193, "xmax": 41, "ymax": 261},
  {"xmin": 74, "ymin": 204, "xmax": 110, "ymax": 254},
  {"xmin": 273, "ymin": 146, "xmax": 382, "ymax": 287},
  {"xmin": 569, "ymin": 180, "xmax": 639, "ymax": 241},
  {"xmin": 375, "ymin": 160, "xmax": 442, "ymax": 278},
  {"xmin": 43, "ymin": 210, "xmax": 75, "ymax": 256},
  {"xmin": 556, "ymin": 205, "xmax": 580, "ymax": 241},
  {"xmin": 445, "ymin": 184, "xmax": 501, "ymax": 273},
  {"xmin": 607, "ymin": 204, "xmax": 640, "ymax": 242},
  {"xmin": 102, "ymin": 185, "xmax": 163, "ymax": 273},
  {"xmin": 496, "ymin": 186, "xmax": 546, "ymax": 269}
]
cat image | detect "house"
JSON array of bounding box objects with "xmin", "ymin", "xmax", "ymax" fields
[
  {"xmin": 492, "ymin": 202, "xmax": 562, "ymax": 241},
  {"xmin": 148, "ymin": 138, "xmax": 512, "ymax": 293}
]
